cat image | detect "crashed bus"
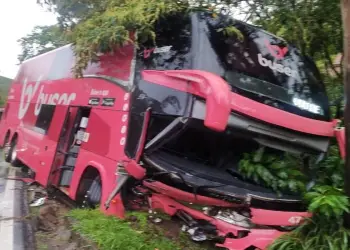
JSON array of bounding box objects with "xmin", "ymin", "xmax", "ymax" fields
[{"xmin": 0, "ymin": 11, "xmax": 345, "ymax": 250}]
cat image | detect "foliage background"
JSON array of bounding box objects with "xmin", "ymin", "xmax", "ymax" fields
[{"xmin": 0, "ymin": 75, "xmax": 12, "ymax": 107}]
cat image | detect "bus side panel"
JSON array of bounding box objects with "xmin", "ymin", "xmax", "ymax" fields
[
  {"xmin": 17, "ymin": 127, "xmax": 57, "ymax": 185},
  {"xmin": 15, "ymin": 102, "xmax": 45, "ymax": 166},
  {"xmin": 15, "ymin": 47, "xmax": 60, "ymax": 83},
  {"xmin": 0, "ymin": 102, "xmax": 20, "ymax": 144},
  {"xmin": 5, "ymin": 102, "xmax": 21, "ymax": 127},
  {"xmin": 16, "ymin": 105, "xmax": 69, "ymax": 186},
  {"xmin": 68, "ymin": 149, "xmax": 125, "ymax": 217},
  {"xmin": 81, "ymin": 109, "xmax": 129, "ymax": 162}
]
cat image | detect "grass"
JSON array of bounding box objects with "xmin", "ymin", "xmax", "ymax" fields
[{"xmin": 68, "ymin": 209, "xmax": 207, "ymax": 250}]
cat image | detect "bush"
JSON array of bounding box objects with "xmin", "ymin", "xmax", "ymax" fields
[{"xmin": 262, "ymin": 146, "xmax": 350, "ymax": 250}]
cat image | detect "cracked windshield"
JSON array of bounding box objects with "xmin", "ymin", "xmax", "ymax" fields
[{"xmin": 0, "ymin": 1, "xmax": 349, "ymax": 250}]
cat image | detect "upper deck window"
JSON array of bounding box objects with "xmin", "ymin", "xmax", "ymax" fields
[
  {"xmin": 192, "ymin": 12, "xmax": 330, "ymax": 121},
  {"xmin": 137, "ymin": 12, "xmax": 192, "ymax": 70}
]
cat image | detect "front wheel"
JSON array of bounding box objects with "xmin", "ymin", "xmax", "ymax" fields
[
  {"xmin": 81, "ymin": 176, "xmax": 102, "ymax": 209},
  {"xmin": 8, "ymin": 138, "xmax": 20, "ymax": 167},
  {"xmin": 3, "ymin": 136, "xmax": 11, "ymax": 163}
]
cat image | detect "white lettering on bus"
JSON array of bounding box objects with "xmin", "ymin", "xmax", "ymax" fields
[
  {"xmin": 292, "ymin": 97, "xmax": 321, "ymax": 114},
  {"xmin": 90, "ymin": 89, "xmax": 109, "ymax": 96},
  {"xmin": 257, "ymin": 53, "xmax": 298, "ymax": 79},
  {"xmin": 19, "ymin": 77, "xmax": 42, "ymax": 119},
  {"xmin": 18, "ymin": 76, "xmax": 77, "ymax": 119}
]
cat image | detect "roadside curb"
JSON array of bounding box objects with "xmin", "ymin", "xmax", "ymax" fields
[
  {"xmin": 0, "ymin": 165, "xmax": 16, "ymax": 250},
  {"xmin": 0, "ymin": 165, "xmax": 35, "ymax": 250},
  {"xmin": 13, "ymin": 167, "xmax": 36, "ymax": 250}
]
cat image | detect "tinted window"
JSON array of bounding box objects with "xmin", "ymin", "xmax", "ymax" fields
[
  {"xmin": 207, "ymin": 17, "xmax": 322, "ymax": 87},
  {"xmin": 35, "ymin": 104, "xmax": 55, "ymax": 134},
  {"xmin": 194, "ymin": 12, "xmax": 330, "ymax": 121},
  {"xmin": 137, "ymin": 13, "xmax": 192, "ymax": 70}
]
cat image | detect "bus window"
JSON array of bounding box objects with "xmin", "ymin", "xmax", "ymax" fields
[{"xmin": 34, "ymin": 104, "xmax": 56, "ymax": 134}]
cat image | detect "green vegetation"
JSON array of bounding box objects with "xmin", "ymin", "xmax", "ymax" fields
[
  {"xmin": 238, "ymin": 146, "xmax": 346, "ymax": 195},
  {"xmin": 0, "ymin": 75, "xmax": 11, "ymax": 85},
  {"xmin": 68, "ymin": 209, "xmax": 209, "ymax": 250},
  {"xmin": 17, "ymin": 25, "xmax": 68, "ymax": 63},
  {"xmin": 239, "ymin": 148, "xmax": 307, "ymax": 194},
  {"xmin": 0, "ymin": 75, "xmax": 12, "ymax": 107},
  {"xmin": 238, "ymin": 146, "xmax": 350, "ymax": 250},
  {"xmin": 270, "ymin": 215, "xmax": 350, "ymax": 250},
  {"xmin": 32, "ymin": 0, "xmax": 344, "ymax": 79}
]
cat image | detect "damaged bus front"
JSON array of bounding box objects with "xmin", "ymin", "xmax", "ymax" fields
[{"xmin": 109, "ymin": 11, "xmax": 336, "ymax": 250}]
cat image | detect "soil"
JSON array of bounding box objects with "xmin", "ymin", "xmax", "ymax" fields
[
  {"xmin": 26, "ymin": 185, "xmax": 219, "ymax": 250},
  {"xmin": 138, "ymin": 211, "xmax": 219, "ymax": 250},
  {"xmin": 27, "ymin": 185, "xmax": 98, "ymax": 250}
]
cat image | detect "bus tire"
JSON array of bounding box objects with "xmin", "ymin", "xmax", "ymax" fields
[
  {"xmin": 3, "ymin": 135, "xmax": 11, "ymax": 163},
  {"xmin": 81, "ymin": 175, "xmax": 102, "ymax": 209},
  {"xmin": 2, "ymin": 131, "xmax": 10, "ymax": 148},
  {"xmin": 8, "ymin": 137, "xmax": 20, "ymax": 167}
]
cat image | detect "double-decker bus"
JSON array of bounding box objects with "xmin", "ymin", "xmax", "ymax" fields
[{"xmin": 0, "ymin": 11, "xmax": 344, "ymax": 250}]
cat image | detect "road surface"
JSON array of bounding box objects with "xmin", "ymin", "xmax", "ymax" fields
[{"xmin": 0, "ymin": 157, "xmax": 28, "ymax": 250}]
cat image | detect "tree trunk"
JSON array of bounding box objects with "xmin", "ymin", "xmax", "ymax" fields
[{"xmin": 342, "ymin": 0, "xmax": 350, "ymax": 228}]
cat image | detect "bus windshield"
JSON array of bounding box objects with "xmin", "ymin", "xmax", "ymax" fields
[{"xmin": 193, "ymin": 12, "xmax": 330, "ymax": 121}]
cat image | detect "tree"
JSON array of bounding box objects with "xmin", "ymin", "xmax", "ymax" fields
[
  {"xmin": 37, "ymin": 0, "xmax": 99, "ymax": 28},
  {"xmin": 36, "ymin": 0, "xmax": 343, "ymax": 79},
  {"xmin": 247, "ymin": 0, "xmax": 343, "ymax": 78},
  {"xmin": 342, "ymin": 0, "xmax": 350, "ymax": 228},
  {"xmin": 36, "ymin": 0, "xmax": 248, "ymax": 76},
  {"xmin": 17, "ymin": 24, "xmax": 68, "ymax": 63}
]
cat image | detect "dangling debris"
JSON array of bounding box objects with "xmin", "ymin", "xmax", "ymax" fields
[
  {"xmin": 30, "ymin": 197, "xmax": 46, "ymax": 207},
  {"xmin": 153, "ymin": 218, "xmax": 162, "ymax": 224}
]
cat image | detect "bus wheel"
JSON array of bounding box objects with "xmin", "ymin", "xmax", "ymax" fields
[
  {"xmin": 8, "ymin": 137, "xmax": 20, "ymax": 167},
  {"xmin": 3, "ymin": 135, "xmax": 11, "ymax": 163},
  {"xmin": 81, "ymin": 175, "xmax": 102, "ymax": 209}
]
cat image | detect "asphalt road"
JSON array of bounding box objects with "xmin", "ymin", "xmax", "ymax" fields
[{"xmin": 0, "ymin": 153, "xmax": 8, "ymax": 199}]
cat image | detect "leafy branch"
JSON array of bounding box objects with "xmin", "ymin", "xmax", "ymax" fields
[
  {"xmin": 267, "ymin": 145, "xmax": 350, "ymax": 250},
  {"xmin": 238, "ymin": 146, "xmax": 350, "ymax": 250},
  {"xmin": 70, "ymin": 0, "xmax": 190, "ymax": 77},
  {"xmin": 269, "ymin": 215, "xmax": 350, "ymax": 250},
  {"xmin": 238, "ymin": 147, "xmax": 308, "ymax": 194}
]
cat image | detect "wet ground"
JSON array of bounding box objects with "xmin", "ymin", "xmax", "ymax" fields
[
  {"xmin": 28, "ymin": 185, "xmax": 218, "ymax": 250},
  {"xmin": 0, "ymin": 157, "xmax": 94, "ymax": 250},
  {"xmin": 28, "ymin": 185, "xmax": 98, "ymax": 250}
]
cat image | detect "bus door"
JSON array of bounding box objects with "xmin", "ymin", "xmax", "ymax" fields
[{"xmin": 48, "ymin": 106, "xmax": 92, "ymax": 191}]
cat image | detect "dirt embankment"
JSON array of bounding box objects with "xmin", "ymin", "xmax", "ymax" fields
[
  {"xmin": 28, "ymin": 187, "xmax": 98, "ymax": 250},
  {"xmin": 26, "ymin": 185, "xmax": 218, "ymax": 250}
]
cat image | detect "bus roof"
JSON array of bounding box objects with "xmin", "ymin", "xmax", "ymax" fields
[{"xmin": 14, "ymin": 42, "xmax": 135, "ymax": 85}]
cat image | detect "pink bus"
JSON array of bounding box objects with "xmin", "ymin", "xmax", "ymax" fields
[{"xmin": 0, "ymin": 11, "xmax": 345, "ymax": 250}]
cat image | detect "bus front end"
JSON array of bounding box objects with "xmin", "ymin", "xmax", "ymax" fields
[{"xmin": 111, "ymin": 11, "xmax": 335, "ymax": 250}]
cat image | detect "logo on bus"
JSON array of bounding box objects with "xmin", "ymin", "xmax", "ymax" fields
[
  {"xmin": 18, "ymin": 77, "xmax": 77, "ymax": 119},
  {"xmin": 257, "ymin": 40, "xmax": 298, "ymax": 79},
  {"xmin": 265, "ymin": 39, "xmax": 288, "ymax": 60},
  {"xmin": 257, "ymin": 53, "xmax": 298, "ymax": 79}
]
